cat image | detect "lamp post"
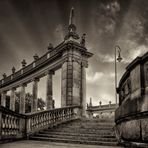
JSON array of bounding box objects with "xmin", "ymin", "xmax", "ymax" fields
[{"xmin": 115, "ymin": 45, "xmax": 122, "ymax": 105}]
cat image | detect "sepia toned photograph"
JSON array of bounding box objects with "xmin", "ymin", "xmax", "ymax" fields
[{"xmin": 0, "ymin": 0, "xmax": 148, "ymax": 147}]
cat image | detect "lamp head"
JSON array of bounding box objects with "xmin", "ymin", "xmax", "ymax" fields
[
  {"xmin": 117, "ymin": 52, "xmax": 122, "ymax": 62},
  {"xmin": 116, "ymin": 45, "xmax": 122, "ymax": 62}
]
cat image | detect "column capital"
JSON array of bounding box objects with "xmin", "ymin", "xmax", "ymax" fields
[
  {"xmin": 45, "ymin": 70, "xmax": 55, "ymax": 75},
  {"xmin": 32, "ymin": 78, "xmax": 40, "ymax": 82},
  {"xmin": 11, "ymin": 87, "xmax": 16, "ymax": 91},
  {"xmin": 19, "ymin": 83, "xmax": 27, "ymax": 87},
  {"xmin": 1, "ymin": 90, "xmax": 7, "ymax": 94}
]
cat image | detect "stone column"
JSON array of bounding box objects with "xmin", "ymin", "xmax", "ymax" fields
[
  {"xmin": 20, "ymin": 84, "xmax": 26, "ymax": 114},
  {"xmin": 46, "ymin": 71, "xmax": 54, "ymax": 109},
  {"xmin": 81, "ymin": 65, "xmax": 86, "ymax": 116},
  {"xmin": 61, "ymin": 57, "xmax": 73, "ymax": 107},
  {"xmin": 72, "ymin": 60, "xmax": 81, "ymax": 106},
  {"xmin": 1, "ymin": 91, "xmax": 7, "ymax": 107},
  {"xmin": 32, "ymin": 78, "xmax": 39, "ymax": 112},
  {"xmin": 10, "ymin": 88, "xmax": 16, "ymax": 111}
]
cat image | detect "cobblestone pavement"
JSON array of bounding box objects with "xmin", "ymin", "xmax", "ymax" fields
[{"xmin": 0, "ymin": 140, "xmax": 123, "ymax": 148}]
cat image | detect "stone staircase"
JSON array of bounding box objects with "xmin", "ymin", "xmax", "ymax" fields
[{"xmin": 30, "ymin": 118, "xmax": 119, "ymax": 146}]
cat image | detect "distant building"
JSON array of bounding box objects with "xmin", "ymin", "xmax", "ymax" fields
[{"xmin": 86, "ymin": 98, "xmax": 116, "ymax": 119}]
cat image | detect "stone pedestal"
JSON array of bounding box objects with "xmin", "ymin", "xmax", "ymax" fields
[
  {"xmin": 46, "ymin": 71, "xmax": 54, "ymax": 109},
  {"xmin": 32, "ymin": 78, "xmax": 39, "ymax": 112},
  {"xmin": 20, "ymin": 84, "xmax": 26, "ymax": 114},
  {"xmin": 10, "ymin": 88, "xmax": 16, "ymax": 111},
  {"xmin": 1, "ymin": 91, "xmax": 6, "ymax": 107}
]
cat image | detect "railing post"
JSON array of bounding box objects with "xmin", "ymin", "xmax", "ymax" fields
[
  {"xmin": 26, "ymin": 117, "xmax": 31, "ymax": 138},
  {"xmin": 19, "ymin": 117, "xmax": 26, "ymax": 138},
  {"xmin": 0, "ymin": 109, "xmax": 2, "ymax": 140}
]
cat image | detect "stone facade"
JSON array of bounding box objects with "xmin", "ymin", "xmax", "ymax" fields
[{"xmin": 115, "ymin": 52, "xmax": 148, "ymax": 146}]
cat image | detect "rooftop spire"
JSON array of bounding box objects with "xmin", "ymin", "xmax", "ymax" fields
[
  {"xmin": 69, "ymin": 7, "xmax": 74, "ymax": 25},
  {"xmin": 64, "ymin": 7, "xmax": 79, "ymax": 41}
]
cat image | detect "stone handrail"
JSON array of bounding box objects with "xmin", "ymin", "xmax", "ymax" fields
[
  {"xmin": 0, "ymin": 106, "xmax": 26, "ymax": 141},
  {"xmin": 0, "ymin": 105, "xmax": 81, "ymax": 141},
  {"xmin": 25, "ymin": 106, "xmax": 81, "ymax": 136}
]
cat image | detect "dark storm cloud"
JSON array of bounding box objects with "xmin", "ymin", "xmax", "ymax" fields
[{"xmin": 0, "ymin": 0, "xmax": 148, "ymax": 105}]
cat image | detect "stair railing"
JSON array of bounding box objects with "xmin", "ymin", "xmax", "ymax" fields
[
  {"xmin": 0, "ymin": 106, "xmax": 26, "ymax": 141},
  {"xmin": 0, "ymin": 105, "xmax": 81, "ymax": 141}
]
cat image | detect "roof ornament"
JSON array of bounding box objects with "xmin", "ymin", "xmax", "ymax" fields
[
  {"xmin": 21, "ymin": 59, "xmax": 27, "ymax": 68},
  {"xmin": 12, "ymin": 66, "xmax": 16, "ymax": 74},
  {"xmin": 69, "ymin": 7, "xmax": 74, "ymax": 25},
  {"xmin": 64, "ymin": 7, "xmax": 79, "ymax": 41},
  {"xmin": 3, "ymin": 73, "xmax": 7, "ymax": 79},
  {"xmin": 89, "ymin": 97, "xmax": 92, "ymax": 107},
  {"xmin": 47, "ymin": 43, "xmax": 53, "ymax": 52},
  {"xmin": 80, "ymin": 33, "xmax": 86, "ymax": 47},
  {"xmin": 33, "ymin": 54, "xmax": 39, "ymax": 61}
]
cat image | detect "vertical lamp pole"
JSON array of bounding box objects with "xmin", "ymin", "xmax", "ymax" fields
[{"xmin": 115, "ymin": 45, "xmax": 122, "ymax": 105}]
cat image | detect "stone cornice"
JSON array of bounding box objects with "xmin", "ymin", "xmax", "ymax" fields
[{"xmin": 0, "ymin": 41, "xmax": 93, "ymax": 91}]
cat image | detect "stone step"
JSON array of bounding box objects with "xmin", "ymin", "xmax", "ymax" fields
[
  {"xmin": 48, "ymin": 127, "xmax": 114, "ymax": 133},
  {"xmin": 35, "ymin": 133, "xmax": 116, "ymax": 142},
  {"xmin": 40, "ymin": 130, "xmax": 115, "ymax": 137},
  {"xmin": 80, "ymin": 119, "xmax": 115, "ymax": 122},
  {"xmin": 59, "ymin": 123, "xmax": 114, "ymax": 128},
  {"xmin": 30, "ymin": 136, "xmax": 118, "ymax": 146}
]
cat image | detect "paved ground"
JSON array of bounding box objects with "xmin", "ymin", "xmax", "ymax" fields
[{"xmin": 0, "ymin": 140, "xmax": 123, "ymax": 148}]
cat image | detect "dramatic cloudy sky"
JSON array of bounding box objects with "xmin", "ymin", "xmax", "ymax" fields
[{"xmin": 0, "ymin": 0, "xmax": 148, "ymax": 107}]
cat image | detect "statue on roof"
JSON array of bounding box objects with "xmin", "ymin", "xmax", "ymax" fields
[{"xmin": 80, "ymin": 33, "xmax": 86, "ymax": 47}]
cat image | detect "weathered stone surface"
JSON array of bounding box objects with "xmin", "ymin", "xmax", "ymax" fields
[
  {"xmin": 141, "ymin": 118, "xmax": 148, "ymax": 141},
  {"xmin": 32, "ymin": 79, "xmax": 39, "ymax": 112},
  {"xmin": 20, "ymin": 85, "xmax": 26, "ymax": 114},
  {"xmin": 46, "ymin": 73, "xmax": 53, "ymax": 109},
  {"xmin": 141, "ymin": 87, "xmax": 148, "ymax": 112},
  {"xmin": 120, "ymin": 120, "xmax": 141, "ymax": 140},
  {"xmin": 1, "ymin": 91, "xmax": 6, "ymax": 107},
  {"xmin": 10, "ymin": 89, "xmax": 16, "ymax": 111}
]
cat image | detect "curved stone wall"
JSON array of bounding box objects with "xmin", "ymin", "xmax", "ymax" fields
[{"xmin": 115, "ymin": 52, "xmax": 148, "ymax": 146}]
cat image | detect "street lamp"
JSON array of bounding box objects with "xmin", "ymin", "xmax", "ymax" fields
[{"xmin": 115, "ymin": 45, "xmax": 122, "ymax": 105}]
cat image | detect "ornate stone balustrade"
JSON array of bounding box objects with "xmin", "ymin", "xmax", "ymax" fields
[
  {"xmin": 0, "ymin": 105, "xmax": 81, "ymax": 141},
  {"xmin": 0, "ymin": 106, "xmax": 26, "ymax": 141}
]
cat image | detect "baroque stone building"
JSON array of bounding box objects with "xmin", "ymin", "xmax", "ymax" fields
[{"xmin": 0, "ymin": 8, "xmax": 93, "ymax": 116}]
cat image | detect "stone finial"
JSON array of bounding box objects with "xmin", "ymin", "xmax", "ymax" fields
[
  {"xmin": 80, "ymin": 33, "xmax": 86, "ymax": 47},
  {"xmin": 33, "ymin": 54, "xmax": 39, "ymax": 61},
  {"xmin": 64, "ymin": 7, "xmax": 79, "ymax": 41},
  {"xmin": 69, "ymin": 7, "xmax": 74, "ymax": 25},
  {"xmin": 3, "ymin": 73, "xmax": 7, "ymax": 79},
  {"xmin": 47, "ymin": 43, "xmax": 53, "ymax": 52},
  {"xmin": 89, "ymin": 97, "xmax": 92, "ymax": 107},
  {"xmin": 109, "ymin": 101, "xmax": 111, "ymax": 107},
  {"xmin": 99, "ymin": 101, "xmax": 102, "ymax": 107},
  {"xmin": 87, "ymin": 103, "xmax": 88, "ymax": 108},
  {"xmin": 21, "ymin": 59, "xmax": 27, "ymax": 68},
  {"xmin": 12, "ymin": 66, "xmax": 16, "ymax": 74}
]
